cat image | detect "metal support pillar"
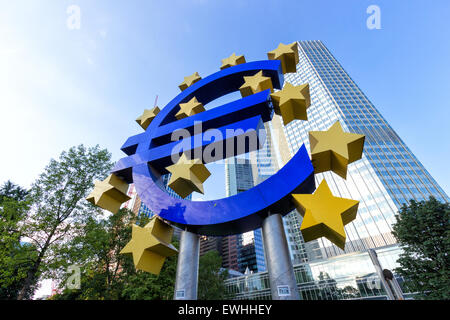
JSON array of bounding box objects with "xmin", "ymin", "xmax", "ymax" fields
[
  {"xmin": 383, "ymin": 269, "xmax": 405, "ymax": 300},
  {"xmin": 388, "ymin": 277, "xmax": 405, "ymax": 300},
  {"xmin": 174, "ymin": 230, "xmax": 200, "ymax": 300},
  {"xmin": 368, "ymin": 249, "xmax": 396, "ymax": 300},
  {"xmin": 262, "ymin": 213, "xmax": 300, "ymax": 300}
]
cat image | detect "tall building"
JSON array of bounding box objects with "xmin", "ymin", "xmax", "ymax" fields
[
  {"xmin": 221, "ymin": 235, "xmax": 239, "ymax": 271},
  {"xmin": 225, "ymin": 157, "xmax": 266, "ymax": 273},
  {"xmin": 224, "ymin": 40, "xmax": 448, "ymax": 300},
  {"xmin": 270, "ymin": 40, "xmax": 448, "ymax": 260},
  {"xmin": 199, "ymin": 235, "xmax": 222, "ymax": 256},
  {"xmin": 251, "ymin": 122, "xmax": 318, "ymax": 264}
]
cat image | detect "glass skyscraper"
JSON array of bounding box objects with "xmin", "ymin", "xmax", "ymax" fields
[
  {"xmin": 272, "ymin": 40, "xmax": 448, "ymax": 259},
  {"xmin": 250, "ymin": 122, "xmax": 312, "ymax": 264},
  {"xmin": 225, "ymin": 40, "xmax": 448, "ymax": 299},
  {"xmin": 225, "ymin": 157, "xmax": 266, "ymax": 273}
]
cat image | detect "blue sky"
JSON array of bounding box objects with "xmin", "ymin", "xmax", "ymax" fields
[{"xmin": 1, "ymin": 0, "xmax": 449, "ymax": 200}]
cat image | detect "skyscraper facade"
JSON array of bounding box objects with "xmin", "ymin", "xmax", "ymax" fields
[
  {"xmin": 224, "ymin": 40, "xmax": 448, "ymax": 299},
  {"xmin": 251, "ymin": 122, "xmax": 318, "ymax": 264},
  {"xmin": 220, "ymin": 234, "xmax": 239, "ymax": 271},
  {"xmin": 199, "ymin": 235, "xmax": 222, "ymax": 256},
  {"xmin": 271, "ymin": 40, "xmax": 448, "ymax": 260},
  {"xmin": 225, "ymin": 157, "xmax": 266, "ymax": 273}
]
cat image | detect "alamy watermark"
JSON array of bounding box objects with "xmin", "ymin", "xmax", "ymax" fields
[
  {"xmin": 67, "ymin": 5, "xmax": 81, "ymax": 30},
  {"xmin": 366, "ymin": 5, "xmax": 381, "ymax": 30},
  {"xmin": 66, "ymin": 264, "xmax": 81, "ymax": 290},
  {"xmin": 170, "ymin": 121, "xmax": 266, "ymax": 164}
]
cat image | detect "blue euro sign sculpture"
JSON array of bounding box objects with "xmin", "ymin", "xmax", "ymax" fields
[{"xmin": 112, "ymin": 60, "xmax": 315, "ymax": 236}]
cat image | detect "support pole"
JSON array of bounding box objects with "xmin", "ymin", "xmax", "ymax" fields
[
  {"xmin": 262, "ymin": 213, "xmax": 300, "ymax": 300},
  {"xmin": 388, "ymin": 277, "xmax": 405, "ymax": 300},
  {"xmin": 368, "ymin": 249, "xmax": 396, "ymax": 300},
  {"xmin": 383, "ymin": 269, "xmax": 405, "ymax": 300},
  {"xmin": 174, "ymin": 230, "xmax": 200, "ymax": 300}
]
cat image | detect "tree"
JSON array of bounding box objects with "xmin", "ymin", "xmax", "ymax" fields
[
  {"xmin": 52, "ymin": 211, "xmax": 179, "ymax": 300},
  {"xmin": 0, "ymin": 182, "xmax": 37, "ymax": 299},
  {"xmin": 0, "ymin": 180, "xmax": 28, "ymax": 203},
  {"xmin": 392, "ymin": 197, "xmax": 450, "ymax": 300},
  {"xmin": 17, "ymin": 144, "xmax": 113, "ymax": 299},
  {"xmin": 198, "ymin": 250, "xmax": 228, "ymax": 300},
  {"xmin": 53, "ymin": 214, "xmax": 230, "ymax": 300},
  {"xmin": 51, "ymin": 208, "xmax": 136, "ymax": 300},
  {"xmin": 120, "ymin": 245, "xmax": 178, "ymax": 300}
]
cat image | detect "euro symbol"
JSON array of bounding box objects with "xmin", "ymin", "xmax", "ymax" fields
[{"xmin": 113, "ymin": 60, "xmax": 315, "ymax": 235}]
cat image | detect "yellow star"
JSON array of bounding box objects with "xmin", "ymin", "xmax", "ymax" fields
[
  {"xmin": 120, "ymin": 216, "xmax": 178, "ymax": 275},
  {"xmin": 309, "ymin": 121, "xmax": 365, "ymax": 179},
  {"xmin": 175, "ymin": 96, "xmax": 205, "ymax": 120},
  {"xmin": 267, "ymin": 42, "xmax": 299, "ymax": 74},
  {"xmin": 136, "ymin": 106, "xmax": 160, "ymax": 130},
  {"xmin": 239, "ymin": 71, "xmax": 274, "ymax": 97},
  {"xmin": 166, "ymin": 154, "xmax": 211, "ymax": 199},
  {"xmin": 292, "ymin": 179, "xmax": 359, "ymax": 250},
  {"xmin": 220, "ymin": 53, "xmax": 246, "ymax": 70},
  {"xmin": 86, "ymin": 174, "xmax": 131, "ymax": 213},
  {"xmin": 270, "ymin": 82, "xmax": 311, "ymax": 125},
  {"xmin": 179, "ymin": 72, "xmax": 202, "ymax": 91}
]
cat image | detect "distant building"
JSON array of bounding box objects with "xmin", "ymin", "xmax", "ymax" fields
[
  {"xmin": 225, "ymin": 157, "xmax": 266, "ymax": 273},
  {"xmin": 199, "ymin": 235, "xmax": 222, "ymax": 256},
  {"xmin": 220, "ymin": 235, "xmax": 239, "ymax": 271}
]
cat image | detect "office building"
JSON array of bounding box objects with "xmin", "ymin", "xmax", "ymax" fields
[
  {"xmin": 225, "ymin": 157, "xmax": 266, "ymax": 273},
  {"xmin": 225, "ymin": 40, "xmax": 448, "ymax": 299},
  {"xmin": 251, "ymin": 122, "xmax": 318, "ymax": 264},
  {"xmin": 225, "ymin": 244, "xmax": 409, "ymax": 300},
  {"xmin": 271, "ymin": 40, "xmax": 448, "ymax": 260}
]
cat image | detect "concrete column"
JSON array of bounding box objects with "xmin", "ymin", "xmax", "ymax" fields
[
  {"xmin": 262, "ymin": 213, "xmax": 300, "ymax": 300},
  {"xmin": 174, "ymin": 230, "xmax": 200, "ymax": 300}
]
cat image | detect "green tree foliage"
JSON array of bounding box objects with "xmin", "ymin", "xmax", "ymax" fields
[
  {"xmin": 1, "ymin": 144, "xmax": 230, "ymax": 300},
  {"xmin": 17, "ymin": 144, "xmax": 113, "ymax": 299},
  {"xmin": 120, "ymin": 246, "xmax": 178, "ymax": 300},
  {"xmin": 52, "ymin": 208, "xmax": 136, "ymax": 300},
  {"xmin": 392, "ymin": 197, "xmax": 450, "ymax": 300},
  {"xmin": 0, "ymin": 180, "xmax": 28, "ymax": 202},
  {"xmin": 198, "ymin": 250, "xmax": 228, "ymax": 300},
  {"xmin": 0, "ymin": 181, "xmax": 37, "ymax": 299},
  {"xmin": 53, "ymin": 213, "xmax": 230, "ymax": 300},
  {"xmin": 53, "ymin": 211, "xmax": 179, "ymax": 300}
]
